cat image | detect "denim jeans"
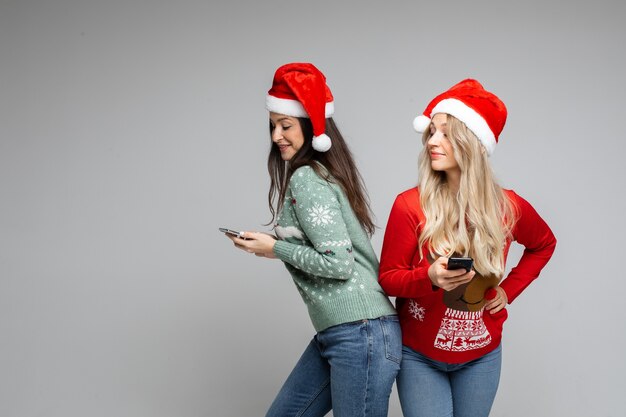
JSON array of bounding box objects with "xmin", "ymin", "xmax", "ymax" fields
[
  {"xmin": 397, "ymin": 344, "xmax": 502, "ymax": 417},
  {"xmin": 265, "ymin": 315, "xmax": 402, "ymax": 417}
]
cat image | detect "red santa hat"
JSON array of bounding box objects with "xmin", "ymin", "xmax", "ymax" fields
[
  {"xmin": 413, "ymin": 79, "xmax": 507, "ymax": 155},
  {"xmin": 266, "ymin": 63, "xmax": 335, "ymax": 152}
]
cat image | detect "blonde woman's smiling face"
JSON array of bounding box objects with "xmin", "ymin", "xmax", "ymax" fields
[{"xmin": 269, "ymin": 112, "xmax": 305, "ymax": 161}]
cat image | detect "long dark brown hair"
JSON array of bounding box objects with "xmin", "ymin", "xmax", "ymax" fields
[{"xmin": 267, "ymin": 117, "xmax": 375, "ymax": 235}]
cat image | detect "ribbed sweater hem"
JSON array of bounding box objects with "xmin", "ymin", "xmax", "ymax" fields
[
  {"xmin": 308, "ymin": 291, "xmax": 397, "ymax": 332},
  {"xmin": 273, "ymin": 240, "xmax": 295, "ymax": 263}
]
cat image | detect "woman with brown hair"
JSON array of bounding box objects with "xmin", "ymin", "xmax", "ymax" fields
[{"xmin": 224, "ymin": 63, "xmax": 401, "ymax": 417}]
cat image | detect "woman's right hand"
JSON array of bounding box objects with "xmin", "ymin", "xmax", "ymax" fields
[
  {"xmin": 428, "ymin": 256, "xmax": 475, "ymax": 291},
  {"xmin": 226, "ymin": 231, "xmax": 277, "ymax": 259}
]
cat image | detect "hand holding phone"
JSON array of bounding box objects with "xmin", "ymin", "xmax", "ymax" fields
[
  {"xmin": 220, "ymin": 228, "xmax": 277, "ymax": 258},
  {"xmin": 447, "ymin": 257, "xmax": 474, "ymax": 273},
  {"xmin": 219, "ymin": 227, "xmax": 246, "ymax": 239},
  {"xmin": 428, "ymin": 256, "xmax": 475, "ymax": 292}
]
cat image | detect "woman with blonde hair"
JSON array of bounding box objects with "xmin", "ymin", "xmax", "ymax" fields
[{"xmin": 379, "ymin": 79, "xmax": 556, "ymax": 417}]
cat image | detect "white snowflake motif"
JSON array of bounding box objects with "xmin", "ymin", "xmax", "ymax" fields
[
  {"xmin": 408, "ymin": 299, "xmax": 426, "ymax": 321},
  {"xmin": 307, "ymin": 204, "xmax": 335, "ymax": 226}
]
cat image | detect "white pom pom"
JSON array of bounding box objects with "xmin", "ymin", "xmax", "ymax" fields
[
  {"xmin": 413, "ymin": 115, "xmax": 431, "ymax": 133},
  {"xmin": 312, "ymin": 133, "xmax": 332, "ymax": 152}
]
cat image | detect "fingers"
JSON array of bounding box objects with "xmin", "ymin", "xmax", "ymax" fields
[
  {"xmin": 484, "ymin": 298, "xmax": 497, "ymax": 311},
  {"xmin": 451, "ymin": 269, "xmax": 474, "ymax": 279},
  {"xmin": 230, "ymin": 234, "xmax": 250, "ymax": 245},
  {"xmin": 226, "ymin": 232, "xmax": 275, "ymax": 257},
  {"xmin": 486, "ymin": 287, "xmax": 507, "ymax": 314},
  {"xmin": 439, "ymin": 271, "xmax": 475, "ymax": 291},
  {"xmin": 226, "ymin": 234, "xmax": 253, "ymax": 252},
  {"xmin": 443, "ymin": 268, "xmax": 468, "ymax": 278},
  {"xmin": 240, "ymin": 231, "xmax": 263, "ymax": 240},
  {"xmin": 484, "ymin": 295, "xmax": 498, "ymax": 311},
  {"xmin": 431, "ymin": 267, "xmax": 475, "ymax": 291},
  {"xmin": 224, "ymin": 230, "xmax": 254, "ymax": 241},
  {"xmin": 487, "ymin": 301, "xmax": 504, "ymax": 314},
  {"xmin": 449, "ymin": 270, "xmax": 475, "ymax": 284}
]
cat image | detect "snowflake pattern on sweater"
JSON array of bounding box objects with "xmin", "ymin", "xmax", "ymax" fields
[
  {"xmin": 308, "ymin": 203, "xmax": 336, "ymax": 226},
  {"xmin": 434, "ymin": 308, "xmax": 491, "ymax": 352},
  {"xmin": 271, "ymin": 165, "xmax": 396, "ymax": 332},
  {"xmin": 274, "ymin": 167, "xmax": 356, "ymax": 284},
  {"xmin": 408, "ymin": 299, "xmax": 426, "ymax": 321}
]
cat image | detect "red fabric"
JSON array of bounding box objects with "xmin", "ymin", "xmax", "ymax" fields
[
  {"xmin": 484, "ymin": 288, "xmax": 498, "ymax": 300},
  {"xmin": 379, "ymin": 187, "xmax": 556, "ymax": 363}
]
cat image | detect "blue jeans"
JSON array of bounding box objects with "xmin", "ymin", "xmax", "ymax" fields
[
  {"xmin": 265, "ymin": 315, "xmax": 402, "ymax": 417},
  {"xmin": 397, "ymin": 344, "xmax": 502, "ymax": 417}
]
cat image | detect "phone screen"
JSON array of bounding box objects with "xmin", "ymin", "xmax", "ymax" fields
[{"xmin": 447, "ymin": 257, "xmax": 473, "ymax": 272}]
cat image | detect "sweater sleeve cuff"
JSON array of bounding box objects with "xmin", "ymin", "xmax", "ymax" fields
[{"xmin": 273, "ymin": 240, "xmax": 296, "ymax": 263}]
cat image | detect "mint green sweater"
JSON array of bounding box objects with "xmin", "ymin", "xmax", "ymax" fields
[{"xmin": 272, "ymin": 165, "xmax": 396, "ymax": 332}]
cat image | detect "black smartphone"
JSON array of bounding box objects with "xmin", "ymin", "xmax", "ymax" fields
[
  {"xmin": 219, "ymin": 227, "xmax": 245, "ymax": 239},
  {"xmin": 447, "ymin": 257, "xmax": 473, "ymax": 272}
]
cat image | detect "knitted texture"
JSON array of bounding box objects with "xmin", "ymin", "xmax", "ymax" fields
[
  {"xmin": 379, "ymin": 187, "xmax": 556, "ymax": 363},
  {"xmin": 273, "ymin": 166, "xmax": 396, "ymax": 332}
]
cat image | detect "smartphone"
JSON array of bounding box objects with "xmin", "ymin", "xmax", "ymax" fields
[
  {"xmin": 219, "ymin": 227, "xmax": 245, "ymax": 239},
  {"xmin": 447, "ymin": 257, "xmax": 474, "ymax": 272}
]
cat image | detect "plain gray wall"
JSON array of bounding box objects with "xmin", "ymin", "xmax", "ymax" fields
[{"xmin": 1, "ymin": 0, "xmax": 625, "ymax": 416}]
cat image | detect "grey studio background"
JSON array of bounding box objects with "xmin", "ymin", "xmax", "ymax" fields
[{"xmin": 1, "ymin": 0, "xmax": 624, "ymax": 416}]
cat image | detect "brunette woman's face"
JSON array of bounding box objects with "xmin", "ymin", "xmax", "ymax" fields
[
  {"xmin": 269, "ymin": 112, "xmax": 305, "ymax": 161},
  {"xmin": 427, "ymin": 113, "xmax": 460, "ymax": 176}
]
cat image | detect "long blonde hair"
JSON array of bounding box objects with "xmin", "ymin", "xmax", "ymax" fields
[{"xmin": 417, "ymin": 114, "xmax": 518, "ymax": 277}]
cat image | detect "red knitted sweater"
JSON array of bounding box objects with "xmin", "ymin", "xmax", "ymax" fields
[{"xmin": 379, "ymin": 187, "xmax": 556, "ymax": 364}]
